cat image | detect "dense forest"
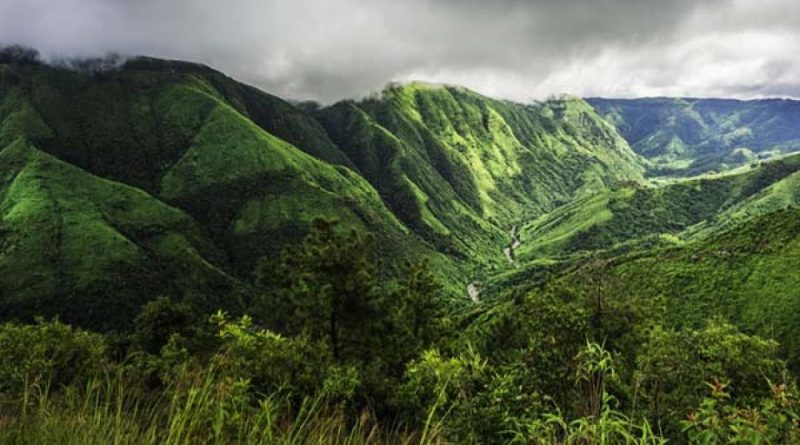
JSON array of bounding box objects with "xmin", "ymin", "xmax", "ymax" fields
[{"xmin": 2, "ymin": 48, "xmax": 800, "ymax": 443}]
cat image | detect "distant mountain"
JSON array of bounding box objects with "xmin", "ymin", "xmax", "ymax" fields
[
  {"xmin": 0, "ymin": 58, "xmax": 648, "ymax": 327},
  {"xmin": 516, "ymin": 153, "xmax": 800, "ymax": 260},
  {"xmin": 318, "ymin": 83, "xmax": 645, "ymax": 263},
  {"xmin": 588, "ymin": 97, "xmax": 800, "ymax": 176},
  {"xmin": 0, "ymin": 58, "xmax": 424, "ymax": 327}
]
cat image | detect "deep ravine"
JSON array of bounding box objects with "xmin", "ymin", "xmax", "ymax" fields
[{"xmin": 467, "ymin": 225, "xmax": 523, "ymax": 303}]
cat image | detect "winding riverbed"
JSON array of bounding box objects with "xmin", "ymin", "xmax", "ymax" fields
[{"xmin": 466, "ymin": 225, "xmax": 522, "ymax": 302}]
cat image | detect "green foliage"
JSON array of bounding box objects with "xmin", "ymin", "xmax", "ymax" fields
[
  {"xmin": 132, "ymin": 297, "xmax": 201, "ymax": 354},
  {"xmin": 211, "ymin": 313, "xmax": 331, "ymax": 400},
  {"xmin": 389, "ymin": 259, "xmax": 448, "ymax": 353},
  {"xmin": 635, "ymin": 322, "xmax": 786, "ymax": 439},
  {"xmin": 252, "ymin": 218, "xmax": 451, "ymax": 415},
  {"xmin": 397, "ymin": 346, "xmax": 522, "ymax": 443},
  {"xmin": 0, "ymin": 319, "xmax": 106, "ymax": 395},
  {"xmin": 0, "ymin": 369, "xmax": 441, "ymax": 445},
  {"xmin": 258, "ymin": 218, "xmax": 383, "ymax": 363},
  {"xmin": 575, "ymin": 341, "xmax": 617, "ymax": 418},
  {"xmin": 532, "ymin": 206, "xmax": 800, "ymax": 372},
  {"xmin": 682, "ymin": 380, "xmax": 800, "ymax": 444},
  {"xmin": 515, "ymin": 392, "xmax": 666, "ymax": 445},
  {"xmin": 458, "ymin": 269, "xmax": 792, "ymax": 442}
]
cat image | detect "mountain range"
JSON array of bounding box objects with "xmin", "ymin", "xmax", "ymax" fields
[
  {"xmin": 589, "ymin": 97, "xmax": 800, "ymax": 176},
  {"xmin": 2, "ymin": 55, "xmax": 800, "ymax": 338}
]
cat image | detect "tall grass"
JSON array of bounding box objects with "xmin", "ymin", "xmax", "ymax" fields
[
  {"xmin": 0, "ymin": 374, "xmax": 670, "ymax": 444},
  {"xmin": 0, "ymin": 370, "xmax": 445, "ymax": 445},
  {"xmin": 511, "ymin": 393, "xmax": 666, "ymax": 445}
]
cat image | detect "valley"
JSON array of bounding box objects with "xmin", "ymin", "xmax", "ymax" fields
[{"xmin": 3, "ymin": 53, "xmax": 800, "ymax": 444}]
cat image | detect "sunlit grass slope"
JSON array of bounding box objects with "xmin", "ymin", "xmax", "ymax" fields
[
  {"xmin": 0, "ymin": 138, "xmax": 238, "ymax": 330},
  {"xmin": 318, "ymin": 84, "xmax": 645, "ymax": 265},
  {"xmin": 517, "ymin": 153, "xmax": 800, "ymax": 260}
]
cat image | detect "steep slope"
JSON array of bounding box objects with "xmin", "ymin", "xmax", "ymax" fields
[
  {"xmin": 3, "ymin": 60, "xmax": 422, "ymax": 269},
  {"xmin": 318, "ymin": 84, "xmax": 645, "ymax": 264},
  {"xmin": 685, "ymin": 168, "xmax": 800, "ymax": 240},
  {"xmin": 589, "ymin": 97, "xmax": 800, "ymax": 176},
  {"xmin": 0, "ymin": 138, "xmax": 238, "ymax": 330},
  {"xmin": 576, "ymin": 207, "xmax": 800, "ymax": 366},
  {"xmin": 125, "ymin": 58, "xmax": 357, "ymax": 169},
  {"xmin": 0, "ymin": 59, "xmax": 437, "ymax": 327},
  {"xmin": 517, "ymin": 153, "xmax": 800, "ymax": 260},
  {"xmin": 486, "ymin": 204, "xmax": 800, "ymax": 367}
]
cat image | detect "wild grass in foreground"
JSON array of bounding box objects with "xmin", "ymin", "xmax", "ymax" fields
[
  {"xmin": 0, "ymin": 371, "xmax": 445, "ymax": 445},
  {"xmin": 0, "ymin": 372, "xmax": 664, "ymax": 445}
]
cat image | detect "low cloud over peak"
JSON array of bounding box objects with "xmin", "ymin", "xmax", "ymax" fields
[{"xmin": 1, "ymin": 0, "xmax": 798, "ymax": 103}]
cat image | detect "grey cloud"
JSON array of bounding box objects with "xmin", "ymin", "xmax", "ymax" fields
[{"xmin": 0, "ymin": 0, "xmax": 797, "ymax": 103}]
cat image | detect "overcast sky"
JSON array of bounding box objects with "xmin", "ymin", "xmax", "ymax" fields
[{"xmin": 2, "ymin": 0, "xmax": 799, "ymax": 103}]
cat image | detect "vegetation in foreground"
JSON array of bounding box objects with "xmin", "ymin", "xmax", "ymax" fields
[
  {"xmin": 2, "ymin": 218, "xmax": 800, "ymax": 444},
  {"xmin": 3, "ymin": 48, "xmax": 800, "ymax": 443}
]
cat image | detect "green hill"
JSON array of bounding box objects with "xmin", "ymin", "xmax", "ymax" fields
[
  {"xmin": 0, "ymin": 59, "xmax": 431, "ymax": 328},
  {"xmin": 517, "ymin": 153, "xmax": 800, "ymax": 260},
  {"xmin": 4, "ymin": 53, "xmax": 800, "ymax": 336},
  {"xmin": 482, "ymin": 198, "xmax": 800, "ymax": 368},
  {"xmin": 0, "ymin": 138, "xmax": 238, "ymax": 330},
  {"xmin": 589, "ymin": 97, "xmax": 800, "ymax": 176},
  {"xmin": 0, "ymin": 58, "xmax": 651, "ymax": 325},
  {"xmin": 567, "ymin": 206, "xmax": 800, "ymax": 366},
  {"xmin": 318, "ymin": 84, "xmax": 644, "ymax": 264}
]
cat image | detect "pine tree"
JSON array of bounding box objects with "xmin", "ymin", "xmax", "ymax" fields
[{"xmin": 262, "ymin": 218, "xmax": 382, "ymax": 363}]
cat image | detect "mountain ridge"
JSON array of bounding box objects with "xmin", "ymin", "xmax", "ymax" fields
[
  {"xmin": 588, "ymin": 96, "xmax": 800, "ymax": 177},
  {"xmin": 3, "ymin": 52, "xmax": 800, "ymax": 331}
]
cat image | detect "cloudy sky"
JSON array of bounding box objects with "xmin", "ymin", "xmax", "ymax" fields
[{"xmin": 1, "ymin": 0, "xmax": 799, "ymax": 103}]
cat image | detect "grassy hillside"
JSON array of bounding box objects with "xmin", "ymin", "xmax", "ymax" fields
[
  {"xmin": 589, "ymin": 97, "xmax": 800, "ymax": 176},
  {"xmin": 483, "ymin": 182, "xmax": 800, "ymax": 370},
  {"xmin": 686, "ymin": 167, "xmax": 800, "ymax": 239},
  {"xmin": 0, "ymin": 138, "xmax": 239, "ymax": 330},
  {"xmin": 0, "ymin": 59, "xmax": 438, "ymax": 327},
  {"xmin": 558, "ymin": 206, "xmax": 800, "ymax": 367},
  {"xmin": 4, "ymin": 53, "xmax": 800, "ymax": 340},
  {"xmin": 1, "ymin": 59, "xmax": 650, "ymax": 326},
  {"xmin": 318, "ymin": 84, "xmax": 645, "ymax": 265},
  {"xmin": 517, "ymin": 153, "xmax": 800, "ymax": 260}
]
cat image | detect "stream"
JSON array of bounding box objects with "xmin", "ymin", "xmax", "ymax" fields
[
  {"xmin": 503, "ymin": 225, "xmax": 521, "ymax": 267},
  {"xmin": 466, "ymin": 225, "xmax": 522, "ymax": 302}
]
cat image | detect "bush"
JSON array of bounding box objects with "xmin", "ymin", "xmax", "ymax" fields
[
  {"xmin": 635, "ymin": 321, "xmax": 786, "ymax": 439},
  {"xmin": 0, "ymin": 319, "xmax": 107, "ymax": 395},
  {"xmin": 683, "ymin": 379, "xmax": 800, "ymax": 444},
  {"xmin": 132, "ymin": 296, "xmax": 202, "ymax": 354},
  {"xmin": 209, "ymin": 312, "xmax": 331, "ymax": 400}
]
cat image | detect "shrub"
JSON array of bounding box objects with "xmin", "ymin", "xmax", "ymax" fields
[
  {"xmin": 209, "ymin": 312, "xmax": 331, "ymax": 400},
  {"xmin": 0, "ymin": 319, "xmax": 107, "ymax": 395}
]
